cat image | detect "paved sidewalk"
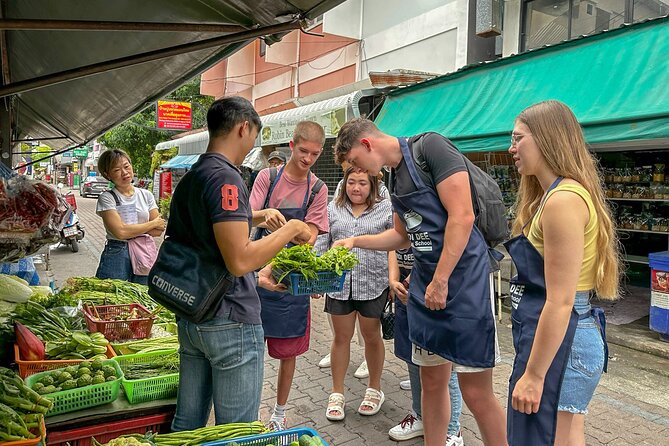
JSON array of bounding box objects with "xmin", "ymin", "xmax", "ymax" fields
[{"xmin": 45, "ymin": 192, "xmax": 669, "ymax": 445}]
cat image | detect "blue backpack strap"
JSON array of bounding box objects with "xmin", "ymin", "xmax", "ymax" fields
[
  {"xmin": 261, "ymin": 167, "xmax": 279, "ymax": 209},
  {"xmin": 307, "ymin": 179, "xmax": 324, "ymax": 208}
]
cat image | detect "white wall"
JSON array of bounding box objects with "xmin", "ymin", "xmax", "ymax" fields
[
  {"xmin": 324, "ymin": 0, "xmax": 468, "ymax": 78},
  {"xmin": 364, "ymin": 30, "xmax": 458, "ymax": 74}
]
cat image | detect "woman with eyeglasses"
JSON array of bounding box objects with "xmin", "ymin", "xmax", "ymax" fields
[{"xmin": 505, "ymin": 100, "xmax": 619, "ymax": 446}]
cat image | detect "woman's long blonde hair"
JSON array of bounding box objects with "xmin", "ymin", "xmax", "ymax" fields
[{"xmin": 511, "ymin": 100, "xmax": 620, "ymax": 300}]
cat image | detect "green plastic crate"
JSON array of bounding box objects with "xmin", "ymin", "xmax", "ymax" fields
[
  {"xmin": 112, "ymin": 349, "xmax": 180, "ymax": 404},
  {"xmin": 24, "ymin": 359, "xmax": 123, "ymax": 417}
]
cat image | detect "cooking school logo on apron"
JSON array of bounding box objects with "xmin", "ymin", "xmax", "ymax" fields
[
  {"xmin": 404, "ymin": 209, "xmax": 433, "ymax": 252},
  {"xmin": 510, "ymin": 283, "xmax": 525, "ymax": 309}
]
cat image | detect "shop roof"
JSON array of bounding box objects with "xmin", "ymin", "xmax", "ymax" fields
[
  {"xmin": 0, "ymin": 0, "xmax": 345, "ymax": 156},
  {"xmin": 374, "ymin": 15, "xmax": 669, "ymax": 152}
]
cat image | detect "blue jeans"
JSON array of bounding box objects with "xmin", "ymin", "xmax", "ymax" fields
[
  {"xmin": 558, "ymin": 291, "xmax": 606, "ymax": 414},
  {"xmin": 407, "ymin": 364, "xmax": 463, "ymax": 435},
  {"xmin": 95, "ymin": 240, "xmax": 147, "ymax": 285},
  {"xmin": 171, "ymin": 316, "xmax": 264, "ymax": 431}
]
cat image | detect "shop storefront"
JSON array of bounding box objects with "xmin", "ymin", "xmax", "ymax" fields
[{"xmin": 373, "ymin": 16, "xmax": 669, "ymax": 329}]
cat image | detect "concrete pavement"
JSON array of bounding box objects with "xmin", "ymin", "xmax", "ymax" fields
[{"xmin": 43, "ymin": 192, "xmax": 669, "ymax": 445}]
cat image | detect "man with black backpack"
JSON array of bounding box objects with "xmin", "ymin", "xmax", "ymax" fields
[
  {"xmin": 249, "ymin": 121, "xmax": 329, "ymax": 431},
  {"xmin": 332, "ymin": 118, "xmax": 508, "ymax": 446}
]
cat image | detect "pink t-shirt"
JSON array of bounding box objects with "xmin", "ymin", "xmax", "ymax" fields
[{"xmin": 250, "ymin": 168, "xmax": 329, "ymax": 234}]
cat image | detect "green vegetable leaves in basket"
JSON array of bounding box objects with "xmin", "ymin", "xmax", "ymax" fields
[{"xmin": 270, "ymin": 245, "xmax": 358, "ymax": 283}]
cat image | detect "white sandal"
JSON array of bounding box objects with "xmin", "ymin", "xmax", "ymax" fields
[
  {"xmin": 326, "ymin": 392, "xmax": 345, "ymax": 421},
  {"xmin": 358, "ymin": 387, "xmax": 385, "ymax": 416}
]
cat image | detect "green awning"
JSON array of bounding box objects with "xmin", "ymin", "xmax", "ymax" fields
[{"xmin": 374, "ymin": 16, "xmax": 669, "ymax": 152}]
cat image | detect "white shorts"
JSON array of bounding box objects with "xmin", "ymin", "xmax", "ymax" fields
[{"xmin": 411, "ymin": 273, "xmax": 501, "ymax": 373}]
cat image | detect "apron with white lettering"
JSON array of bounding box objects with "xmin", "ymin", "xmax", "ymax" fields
[
  {"xmin": 393, "ymin": 248, "xmax": 414, "ymax": 363},
  {"xmin": 504, "ymin": 177, "xmax": 581, "ymax": 445},
  {"xmin": 390, "ymin": 137, "xmax": 495, "ymax": 367}
]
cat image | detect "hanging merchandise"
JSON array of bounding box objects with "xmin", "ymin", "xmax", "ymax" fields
[{"xmin": 0, "ymin": 174, "xmax": 68, "ymax": 263}]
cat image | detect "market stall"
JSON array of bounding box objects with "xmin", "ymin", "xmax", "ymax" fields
[{"xmin": 1, "ymin": 276, "xmax": 297, "ymax": 446}]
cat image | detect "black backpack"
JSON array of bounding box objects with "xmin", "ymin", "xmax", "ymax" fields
[{"xmin": 410, "ymin": 133, "xmax": 509, "ymax": 248}]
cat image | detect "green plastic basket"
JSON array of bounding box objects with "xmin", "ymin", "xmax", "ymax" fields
[
  {"xmin": 112, "ymin": 349, "xmax": 180, "ymax": 404},
  {"xmin": 24, "ymin": 359, "xmax": 123, "ymax": 417}
]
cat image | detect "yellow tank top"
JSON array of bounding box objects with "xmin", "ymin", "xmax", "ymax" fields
[{"xmin": 526, "ymin": 183, "xmax": 598, "ymax": 291}]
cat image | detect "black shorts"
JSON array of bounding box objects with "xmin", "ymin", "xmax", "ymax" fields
[{"xmin": 324, "ymin": 288, "xmax": 389, "ymax": 318}]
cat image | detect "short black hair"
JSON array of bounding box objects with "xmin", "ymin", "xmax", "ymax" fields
[
  {"xmin": 207, "ymin": 96, "xmax": 262, "ymax": 138},
  {"xmin": 98, "ymin": 149, "xmax": 131, "ymax": 181}
]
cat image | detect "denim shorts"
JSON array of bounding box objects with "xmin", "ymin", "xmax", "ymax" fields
[
  {"xmin": 95, "ymin": 239, "xmax": 147, "ymax": 285},
  {"xmin": 558, "ymin": 292, "xmax": 606, "ymax": 414}
]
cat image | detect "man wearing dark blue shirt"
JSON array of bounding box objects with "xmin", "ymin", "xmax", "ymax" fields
[{"xmin": 168, "ymin": 96, "xmax": 312, "ymax": 431}]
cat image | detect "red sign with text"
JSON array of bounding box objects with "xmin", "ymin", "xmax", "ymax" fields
[
  {"xmin": 159, "ymin": 171, "xmax": 172, "ymax": 199},
  {"xmin": 157, "ymin": 100, "xmax": 192, "ymax": 130}
]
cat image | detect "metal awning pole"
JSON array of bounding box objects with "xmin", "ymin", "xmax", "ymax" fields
[
  {"xmin": 0, "ymin": 20, "xmax": 302, "ymax": 98},
  {"xmin": 0, "ymin": 98, "xmax": 11, "ymax": 168},
  {"xmin": 0, "ymin": 19, "xmax": 247, "ymax": 33}
]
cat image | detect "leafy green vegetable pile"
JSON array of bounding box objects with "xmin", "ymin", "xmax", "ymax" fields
[
  {"xmin": 35, "ymin": 277, "xmax": 175, "ymax": 323},
  {"xmin": 270, "ymin": 245, "xmax": 358, "ymax": 282}
]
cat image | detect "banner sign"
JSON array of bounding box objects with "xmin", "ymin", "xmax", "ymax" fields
[
  {"xmin": 160, "ymin": 171, "xmax": 172, "ymax": 199},
  {"xmin": 153, "ymin": 171, "xmax": 161, "ymax": 201},
  {"xmin": 157, "ymin": 100, "xmax": 192, "ymax": 130},
  {"xmin": 260, "ymin": 108, "xmax": 346, "ymax": 146}
]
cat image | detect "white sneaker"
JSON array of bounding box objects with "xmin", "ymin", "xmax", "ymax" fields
[
  {"xmin": 399, "ymin": 379, "xmax": 411, "ymax": 390},
  {"xmin": 318, "ymin": 353, "xmax": 331, "ymax": 368},
  {"xmin": 445, "ymin": 431, "xmax": 464, "ymax": 446},
  {"xmin": 388, "ymin": 413, "xmax": 423, "ymax": 441},
  {"xmin": 353, "ymin": 360, "xmax": 369, "ymax": 379}
]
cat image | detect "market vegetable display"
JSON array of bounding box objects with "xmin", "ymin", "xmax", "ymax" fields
[
  {"xmin": 12, "ymin": 301, "xmax": 85, "ymax": 341},
  {"xmin": 15, "ymin": 322, "xmax": 45, "ymax": 361},
  {"xmin": 0, "ymin": 367, "xmax": 50, "ymax": 442},
  {"xmin": 12, "ymin": 300, "xmax": 110, "ymax": 361},
  {"xmin": 0, "ymin": 274, "xmax": 33, "ymax": 303},
  {"xmin": 114, "ymin": 421, "xmax": 267, "ymax": 446},
  {"xmin": 120, "ymin": 351, "xmax": 179, "ymax": 380},
  {"xmin": 28, "ymin": 359, "xmax": 118, "ymax": 394},
  {"xmin": 271, "ymin": 245, "xmax": 358, "ymax": 282},
  {"xmin": 227, "ymin": 433, "xmax": 325, "ymax": 446},
  {"xmin": 50, "ymin": 277, "xmax": 175, "ymax": 323},
  {"xmin": 112, "ymin": 334, "xmax": 179, "ymax": 355},
  {"xmin": 45, "ymin": 331, "xmax": 109, "ymax": 360}
]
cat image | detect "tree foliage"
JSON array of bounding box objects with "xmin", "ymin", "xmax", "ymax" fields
[{"xmin": 98, "ymin": 76, "xmax": 214, "ymax": 177}]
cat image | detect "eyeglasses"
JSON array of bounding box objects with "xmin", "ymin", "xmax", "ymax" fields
[{"xmin": 511, "ymin": 133, "xmax": 530, "ymax": 147}]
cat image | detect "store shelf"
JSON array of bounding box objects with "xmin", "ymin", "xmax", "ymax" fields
[
  {"xmin": 618, "ymin": 229, "xmax": 669, "ymax": 235},
  {"xmin": 625, "ymin": 255, "xmax": 649, "ymax": 264},
  {"xmin": 608, "ymin": 198, "xmax": 669, "ymax": 202}
]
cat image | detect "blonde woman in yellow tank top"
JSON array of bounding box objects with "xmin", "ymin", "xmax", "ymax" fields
[{"xmin": 508, "ymin": 101, "xmax": 620, "ymax": 446}]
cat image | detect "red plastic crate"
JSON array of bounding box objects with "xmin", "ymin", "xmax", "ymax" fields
[
  {"xmin": 83, "ymin": 303, "xmax": 156, "ymax": 341},
  {"xmin": 47, "ymin": 412, "xmax": 173, "ymax": 446}
]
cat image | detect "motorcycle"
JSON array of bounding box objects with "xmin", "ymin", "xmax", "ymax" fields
[{"xmin": 57, "ymin": 183, "xmax": 85, "ymax": 253}]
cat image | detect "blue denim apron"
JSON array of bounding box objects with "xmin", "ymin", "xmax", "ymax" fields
[
  {"xmin": 390, "ymin": 137, "xmax": 495, "ymax": 368},
  {"xmin": 393, "ymin": 248, "xmax": 413, "ymax": 363},
  {"xmin": 256, "ymin": 167, "xmax": 311, "ymax": 338},
  {"xmin": 504, "ymin": 177, "xmax": 608, "ymax": 446}
]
